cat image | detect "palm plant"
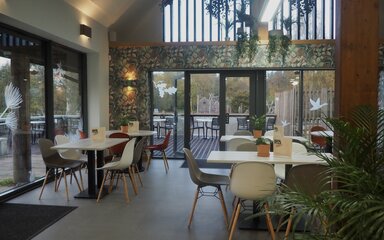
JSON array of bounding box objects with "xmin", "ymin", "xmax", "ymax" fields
[{"xmin": 271, "ymin": 105, "xmax": 384, "ymax": 239}]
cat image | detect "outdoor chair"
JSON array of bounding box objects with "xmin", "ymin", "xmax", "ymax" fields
[
  {"xmin": 236, "ymin": 117, "xmax": 249, "ymax": 130},
  {"xmin": 38, "ymin": 138, "xmax": 84, "ymax": 201},
  {"xmin": 96, "ymin": 138, "xmax": 137, "ymax": 203},
  {"xmin": 183, "ymin": 148, "xmax": 229, "ymax": 228},
  {"xmin": 206, "ymin": 117, "xmax": 220, "ymax": 138},
  {"xmin": 190, "ymin": 116, "xmax": 204, "ymax": 138}
]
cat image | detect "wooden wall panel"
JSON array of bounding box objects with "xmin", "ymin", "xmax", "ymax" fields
[{"xmin": 335, "ymin": 0, "xmax": 379, "ymax": 119}]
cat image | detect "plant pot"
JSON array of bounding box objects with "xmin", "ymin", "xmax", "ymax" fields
[
  {"xmin": 120, "ymin": 125, "xmax": 129, "ymax": 133},
  {"xmin": 253, "ymin": 130, "xmax": 262, "ymax": 138},
  {"xmin": 257, "ymin": 144, "xmax": 270, "ymax": 157}
]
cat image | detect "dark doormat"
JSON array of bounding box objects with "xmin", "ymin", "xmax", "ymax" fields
[
  {"xmin": 0, "ymin": 203, "xmax": 77, "ymax": 240},
  {"xmin": 180, "ymin": 160, "xmax": 232, "ymax": 169}
]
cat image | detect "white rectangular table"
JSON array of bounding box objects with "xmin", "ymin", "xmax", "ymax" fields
[
  {"xmin": 207, "ymin": 151, "xmax": 328, "ymax": 177},
  {"xmin": 220, "ymin": 135, "xmax": 309, "ymax": 143},
  {"xmin": 52, "ymin": 138, "xmax": 128, "ymax": 199}
]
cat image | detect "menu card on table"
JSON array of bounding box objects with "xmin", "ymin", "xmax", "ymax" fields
[
  {"xmin": 91, "ymin": 127, "xmax": 106, "ymax": 142},
  {"xmin": 273, "ymin": 125, "xmax": 292, "ymax": 156}
]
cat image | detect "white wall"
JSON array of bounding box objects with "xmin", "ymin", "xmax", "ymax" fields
[
  {"xmin": 109, "ymin": 0, "xmax": 162, "ymax": 42},
  {"xmin": 0, "ymin": 0, "xmax": 110, "ymax": 129}
]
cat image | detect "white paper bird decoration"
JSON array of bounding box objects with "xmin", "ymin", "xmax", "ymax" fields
[
  {"xmin": 281, "ymin": 120, "xmax": 290, "ymax": 127},
  {"xmin": 310, "ymin": 98, "xmax": 328, "ymax": 111}
]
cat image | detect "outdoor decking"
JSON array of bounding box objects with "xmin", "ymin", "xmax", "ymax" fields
[{"xmin": 152, "ymin": 134, "xmax": 219, "ymax": 160}]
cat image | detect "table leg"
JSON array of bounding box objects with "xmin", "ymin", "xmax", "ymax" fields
[
  {"xmin": 96, "ymin": 150, "xmax": 104, "ymax": 188},
  {"xmin": 74, "ymin": 150, "xmax": 97, "ymax": 199}
]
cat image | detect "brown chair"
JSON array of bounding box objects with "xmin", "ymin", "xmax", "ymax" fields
[
  {"xmin": 145, "ymin": 130, "xmax": 171, "ymax": 173},
  {"xmin": 183, "ymin": 148, "xmax": 229, "ymax": 228},
  {"xmin": 310, "ymin": 125, "xmax": 327, "ymax": 150},
  {"xmin": 105, "ymin": 132, "xmax": 130, "ymax": 163},
  {"xmin": 38, "ymin": 138, "xmax": 84, "ymax": 201}
]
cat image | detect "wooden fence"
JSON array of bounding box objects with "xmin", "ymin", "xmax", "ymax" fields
[{"xmin": 274, "ymin": 88, "xmax": 334, "ymax": 136}]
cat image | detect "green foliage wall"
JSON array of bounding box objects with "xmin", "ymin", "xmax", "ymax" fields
[{"xmin": 109, "ymin": 42, "xmax": 382, "ymax": 129}]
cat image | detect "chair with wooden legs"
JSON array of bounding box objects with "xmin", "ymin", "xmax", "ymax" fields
[
  {"xmin": 54, "ymin": 134, "xmax": 86, "ymax": 189},
  {"xmin": 228, "ymin": 162, "xmax": 277, "ymax": 240},
  {"xmin": 283, "ymin": 164, "xmax": 330, "ymax": 239},
  {"xmin": 183, "ymin": 148, "xmax": 229, "ymax": 228},
  {"xmin": 145, "ymin": 130, "xmax": 171, "ymax": 173},
  {"xmin": 38, "ymin": 138, "xmax": 84, "ymax": 201},
  {"xmin": 96, "ymin": 138, "xmax": 137, "ymax": 203},
  {"xmin": 104, "ymin": 132, "xmax": 130, "ymax": 163},
  {"xmin": 132, "ymin": 137, "xmax": 146, "ymax": 188}
]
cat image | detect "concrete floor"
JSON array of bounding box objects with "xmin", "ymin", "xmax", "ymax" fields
[{"xmin": 7, "ymin": 159, "xmax": 278, "ymax": 240}]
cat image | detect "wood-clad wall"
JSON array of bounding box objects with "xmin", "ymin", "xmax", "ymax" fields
[{"xmin": 335, "ymin": 0, "xmax": 380, "ymax": 119}]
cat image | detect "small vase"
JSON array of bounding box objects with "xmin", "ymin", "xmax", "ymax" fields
[
  {"xmin": 257, "ymin": 144, "xmax": 270, "ymax": 157},
  {"xmin": 253, "ymin": 130, "xmax": 262, "ymax": 138},
  {"xmin": 120, "ymin": 125, "xmax": 129, "ymax": 133}
]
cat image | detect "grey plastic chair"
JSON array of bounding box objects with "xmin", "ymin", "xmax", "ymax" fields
[
  {"xmin": 38, "ymin": 138, "xmax": 84, "ymax": 201},
  {"xmin": 132, "ymin": 137, "xmax": 146, "ymax": 187},
  {"xmin": 183, "ymin": 148, "xmax": 229, "ymax": 228},
  {"xmin": 226, "ymin": 138, "xmax": 253, "ymax": 151},
  {"xmin": 283, "ymin": 164, "xmax": 330, "ymax": 238}
]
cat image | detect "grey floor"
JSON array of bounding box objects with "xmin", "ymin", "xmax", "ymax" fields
[{"xmin": 8, "ymin": 159, "xmax": 276, "ymax": 240}]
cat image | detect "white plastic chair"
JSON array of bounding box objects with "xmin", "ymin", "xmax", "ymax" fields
[
  {"xmin": 226, "ymin": 138, "xmax": 253, "ymax": 151},
  {"xmin": 54, "ymin": 134, "xmax": 85, "ymax": 190},
  {"xmin": 229, "ymin": 162, "xmax": 276, "ymax": 240},
  {"xmin": 96, "ymin": 138, "xmax": 136, "ymax": 203}
]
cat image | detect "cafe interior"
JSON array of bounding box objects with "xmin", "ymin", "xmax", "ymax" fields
[{"xmin": 0, "ymin": 0, "xmax": 383, "ymax": 239}]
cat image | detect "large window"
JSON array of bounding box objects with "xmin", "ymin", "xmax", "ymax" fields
[
  {"xmin": 163, "ymin": 0, "xmax": 335, "ymax": 42},
  {"xmin": 0, "ymin": 24, "xmax": 86, "ymax": 196},
  {"xmin": 163, "ymin": 0, "xmax": 250, "ymax": 42}
]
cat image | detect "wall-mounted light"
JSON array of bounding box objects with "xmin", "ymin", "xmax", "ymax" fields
[
  {"xmin": 123, "ymin": 86, "xmax": 136, "ymax": 104},
  {"xmin": 80, "ymin": 24, "xmax": 92, "ymax": 38},
  {"xmin": 260, "ymin": 0, "xmax": 282, "ymax": 22},
  {"xmin": 124, "ymin": 65, "xmax": 138, "ymax": 81}
]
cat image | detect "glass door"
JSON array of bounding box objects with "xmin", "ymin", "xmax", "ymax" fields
[{"xmin": 151, "ymin": 71, "xmax": 185, "ymax": 159}]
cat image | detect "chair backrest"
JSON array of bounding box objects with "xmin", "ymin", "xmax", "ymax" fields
[
  {"xmin": 77, "ymin": 129, "xmax": 87, "ymax": 139},
  {"xmin": 212, "ymin": 117, "xmax": 219, "ymax": 126},
  {"xmin": 266, "ymin": 116, "xmax": 276, "ymax": 130},
  {"xmin": 183, "ymin": 148, "xmax": 203, "ymax": 186},
  {"xmin": 38, "ymin": 138, "xmax": 64, "ymax": 165},
  {"xmin": 236, "ymin": 142, "xmax": 258, "ymax": 151},
  {"xmin": 285, "ymin": 164, "xmax": 330, "ymax": 197},
  {"xmin": 292, "ymin": 142, "xmax": 308, "ymax": 155},
  {"xmin": 133, "ymin": 137, "xmax": 146, "ymax": 164},
  {"xmin": 233, "ymin": 130, "xmax": 252, "ymax": 136},
  {"xmin": 109, "ymin": 132, "xmax": 130, "ymax": 156},
  {"xmin": 226, "ymin": 138, "xmax": 253, "ymax": 151},
  {"xmin": 54, "ymin": 135, "xmax": 82, "ymax": 160},
  {"xmin": 264, "ymin": 130, "xmax": 274, "ymax": 137},
  {"xmin": 230, "ymin": 162, "xmax": 276, "ymax": 200},
  {"xmin": 310, "ymin": 125, "xmax": 327, "ymax": 147},
  {"xmin": 160, "ymin": 130, "xmax": 172, "ymax": 149},
  {"xmin": 165, "ymin": 117, "xmax": 174, "ymax": 126},
  {"xmin": 114, "ymin": 138, "xmax": 136, "ymax": 169}
]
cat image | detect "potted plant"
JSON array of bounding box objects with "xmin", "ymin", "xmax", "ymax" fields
[
  {"xmin": 250, "ymin": 114, "xmax": 266, "ymax": 138},
  {"xmin": 267, "ymin": 30, "xmax": 291, "ymax": 64},
  {"xmin": 269, "ymin": 105, "xmax": 384, "ymax": 239},
  {"xmin": 120, "ymin": 118, "xmax": 130, "ymax": 133},
  {"xmin": 255, "ymin": 137, "xmax": 271, "ymax": 157}
]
